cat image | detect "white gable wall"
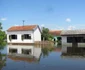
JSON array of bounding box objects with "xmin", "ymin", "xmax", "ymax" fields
[{"xmin": 34, "ymin": 27, "xmax": 41, "ymax": 42}]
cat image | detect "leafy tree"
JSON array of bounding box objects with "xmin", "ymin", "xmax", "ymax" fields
[
  {"xmin": 0, "ymin": 22, "xmax": 7, "ymax": 49},
  {"xmin": 57, "ymin": 37, "xmax": 61, "ymax": 45},
  {"xmin": 41, "ymin": 27, "xmax": 53, "ymax": 41}
]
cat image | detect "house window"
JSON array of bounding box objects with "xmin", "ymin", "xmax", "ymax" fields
[
  {"xmin": 9, "ymin": 35, "xmax": 17, "ymax": 39},
  {"xmin": 22, "ymin": 34, "xmax": 31, "ymax": 40},
  {"xmin": 67, "ymin": 37, "xmax": 73, "ymax": 43},
  {"xmin": 9, "ymin": 48, "xmax": 17, "ymax": 54},
  {"xmin": 22, "ymin": 49, "xmax": 31, "ymax": 55},
  {"xmin": 67, "ymin": 37, "xmax": 85, "ymax": 43}
]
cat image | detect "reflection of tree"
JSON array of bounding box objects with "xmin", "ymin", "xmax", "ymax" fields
[
  {"xmin": 42, "ymin": 47, "xmax": 49, "ymax": 57},
  {"xmin": 0, "ymin": 52, "xmax": 6, "ymax": 70},
  {"xmin": 42, "ymin": 47, "xmax": 54, "ymax": 58},
  {"xmin": 0, "ymin": 22, "xmax": 7, "ymax": 69}
]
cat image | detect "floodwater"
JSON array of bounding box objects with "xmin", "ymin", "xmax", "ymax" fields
[{"xmin": 1, "ymin": 45, "xmax": 85, "ymax": 70}]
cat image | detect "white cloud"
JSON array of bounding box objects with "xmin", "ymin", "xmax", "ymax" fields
[
  {"xmin": 66, "ymin": 18, "xmax": 71, "ymax": 22},
  {"xmin": 14, "ymin": 24, "xmax": 19, "ymax": 26},
  {"xmin": 0, "ymin": 18, "xmax": 7, "ymax": 21},
  {"xmin": 67, "ymin": 26, "xmax": 75, "ymax": 30},
  {"xmin": 56, "ymin": 26, "xmax": 64, "ymax": 30},
  {"xmin": 41, "ymin": 24, "xmax": 45, "ymax": 27}
]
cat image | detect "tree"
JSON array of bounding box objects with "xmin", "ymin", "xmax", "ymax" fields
[
  {"xmin": 0, "ymin": 22, "xmax": 6, "ymax": 49},
  {"xmin": 57, "ymin": 37, "xmax": 61, "ymax": 45},
  {"xmin": 0, "ymin": 23, "xmax": 7, "ymax": 69},
  {"xmin": 41, "ymin": 27, "xmax": 53, "ymax": 41}
]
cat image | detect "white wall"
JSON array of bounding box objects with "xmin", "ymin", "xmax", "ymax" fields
[
  {"xmin": 7, "ymin": 45, "xmax": 33, "ymax": 55},
  {"xmin": 78, "ymin": 43, "xmax": 85, "ymax": 47},
  {"xmin": 62, "ymin": 36, "xmax": 67, "ymax": 45},
  {"xmin": 7, "ymin": 31, "xmax": 34, "ymax": 43},
  {"xmin": 62, "ymin": 36, "xmax": 72, "ymax": 46},
  {"xmin": 34, "ymin": 47, "xmax": 41, "ymax": 58},
  {"xmin": 34, "ymin": 27, "xmax": 41, "ymax": 41},
  {"xmin": 7, "ymin": 45, "xmax": 41, "ymax": 59}
]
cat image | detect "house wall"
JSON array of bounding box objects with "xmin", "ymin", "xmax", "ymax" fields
[
  {"xmin": 34, "ymin": 27, "xmax": 41, "ymax": 42},
  {"xmin": 7, "ymin": 45, "xmax": 41, "ymax": 58},
  {"xmin": 78, "ymin": 43, "xmax": 85, "ymax": 47},
  {"xmin": 62, "ymin": 36, "xmax": 85, "ymax": 47},
  {"xmin": 34, "ymin": 47, "xmax": 41, "ymax": 58},
  {"xmin": 7, "ymin": 45, "xmax": 33, "ymax": 55},
  {"xmin": 7, "ymin": 31, "xmax": 34, "ymax": 43},
  {"xmin": 62, "ymin": 36, "xmax": 72, "ymax": 46}
]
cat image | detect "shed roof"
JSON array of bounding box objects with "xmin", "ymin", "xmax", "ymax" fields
[
  {"xmin": 61, "ymin": 29, "xmax": 85, "ymax": 35},
  {"xmin": 7, "ymin": 25, "xmax": 37, "ymax": 31}
]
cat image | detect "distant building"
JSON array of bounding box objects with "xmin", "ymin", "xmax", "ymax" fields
[
  {"xmin": 61, "ymin": 29, "xmax": 85, "ymax": 47},
  {"xmin": 7, "ymin": 25, "xmax": 41, "ymax": 45},
  {"xmin": 49, "ymin": 30, "xmax": 61, "ymax": 41}
]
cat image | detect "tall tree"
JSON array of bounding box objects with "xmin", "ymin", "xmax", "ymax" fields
[
  {"xmin": 0, "ymin": 22, "xmax": 6, "ymax": 49},
  {"xmin": 41, "ymin": 27, "xmax": 53, "ymax": 41}
]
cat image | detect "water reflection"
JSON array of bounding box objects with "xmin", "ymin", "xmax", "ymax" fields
[
  {"xmin": 0, "ymin": 52, "xmax": 6, "ymax": 70},
  {"xmin": 7, "ymin": 45, "xmax": 42, "ymax": 62},
  {"xmin": 42, "ymin": 47, "xmax": 54, "ymax": 57},
  {"xmin": 2, "ymin": 45, "xmax": 85, "ymax": 70},
  {"xmin": 61, "ymin": 45, "xmax": 85, "ymax": 58},
  {"xmin": 2, "ymin": 45, "xmax": 62, "ymax": 70}
]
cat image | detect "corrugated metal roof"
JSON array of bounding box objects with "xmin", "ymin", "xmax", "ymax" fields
[{"xmin": 61, "ymin": 29, "xmax": 85, "ymax": 35}]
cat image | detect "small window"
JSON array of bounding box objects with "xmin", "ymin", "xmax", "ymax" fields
[
  {"xmin": 9, "ymin": 48, "xmax": 17, "ymax": 53},
  {"xmin": 67, "ymin": 37, "xmax": 73, "ymax": 43},
  {"xmin": 9, "ymin": 35, "xmax": 17, "ymax": 39},
  {"xmin": 22, "ymin": 49, "xmax": 31, "ymax": 55},
  {"xmin": 22, "ymin": 34, "xmax": 31, "ymax": 39}
]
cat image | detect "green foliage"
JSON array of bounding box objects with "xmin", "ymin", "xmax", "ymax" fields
[
  {"xmin": 0, "ymin": 52, "xmax": 6, "ymax": 70},
  {"xmin": 57, "ymin": 37, "xmax": 61, "ymax": 45},
  {"xmin": 9, "ymin": 35, "xmax": 11, "ymax": 41},
  {"xmin": 0, "ymin": 22, "xmax": 7, "ymax": 49},
  {"xmin": 0, "ymin": 22, "xmax": 2, "ymax": 30},
  {"xmin": 41, "ymin": 27, "xmax": 53, "ymax": 41},
  {"xmin": 42, "ymin": 47, "xmax": 54, "ymax": 57},
  {"xmin": 21, "ymin": 35, "xmax": 24, "ymax": 41},
  {"xmin": 42, "ymin": 47, "xmax": 49, "ymax": 57}
]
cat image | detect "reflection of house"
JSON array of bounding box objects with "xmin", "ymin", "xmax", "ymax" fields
[
  {"xmin": 7, "ymin": 25, "xmax": 41, "ymax": 45},
  {"xmin": 61, "ymin": 46, "xmax": 85, "ymax": 58},
  {"xmin": 8, "ymin": 56, "xmax": 39, "ymax": 63},
  {"xmin": 61, "ymin": 30, "xmax": 85, "ymax": 46},
  {"xmin": 7, "ymin": 45, "xmax": 41, "ymax": 59},
  {"xmin": 49, "ymin": 30, "xmax": 61, "ymax": 41}
]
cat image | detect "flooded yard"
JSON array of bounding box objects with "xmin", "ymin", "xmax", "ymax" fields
[{"xmin": 1, "ymin": 45, "xmax": 85, "ymax": 70}]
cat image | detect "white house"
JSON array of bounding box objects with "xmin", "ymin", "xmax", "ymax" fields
[
  {"xmin": 61, "ymin": 29, "xmax": 85, "ymax": 47},
  {"xmin": 7, "ymin": 25, "xmax": 41, "ymax": 45}
]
